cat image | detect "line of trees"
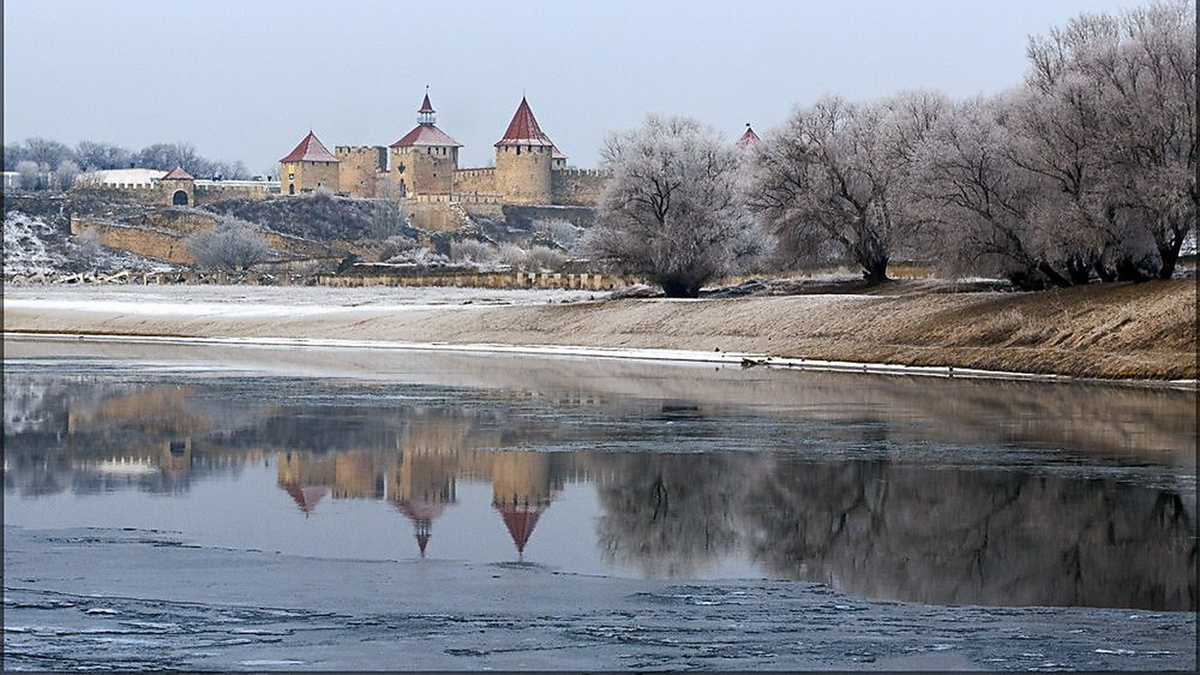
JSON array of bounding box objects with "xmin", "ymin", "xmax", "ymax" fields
[
  {"xmin": 589, "ymin": 0, "xmax": 1194, "ymax": 295},
  {"xmin": 4, "ymin": 138, "xmax": 252, "ymax": 188}
]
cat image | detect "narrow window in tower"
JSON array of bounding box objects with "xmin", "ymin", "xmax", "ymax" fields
[{"xmin": 516, "ymin": 146, "xmax": 521, "ymax": 156}]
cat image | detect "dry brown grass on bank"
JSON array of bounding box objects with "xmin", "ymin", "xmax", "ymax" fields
[{"xmin": 3, "ymin": 278, "xmax": 1195, "ymax": 382}]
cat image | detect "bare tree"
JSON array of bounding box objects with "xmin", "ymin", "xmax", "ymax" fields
[
  {"xmin": 1010, "ymin": 0, "xmax": 1195, "ymax": 282},
  {"xmin": 583, "ymin": 114, "xmax": 768, "ymax": 297},
  {"xmin": 912, "ymin": 95, "xmax": 1066, "ymax": 288},
  {"xmin": 750, "ymin": 91, "xmax": 947, "ymax": 283},
  {"xmin": 185, "ymin": 218, "xmax": 271, "ymax": 271},
  {"xmin": 75, "ymin": 141, "xmax": 133, "ymax": 171}
]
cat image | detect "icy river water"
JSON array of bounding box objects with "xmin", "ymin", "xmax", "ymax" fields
[{"xmin": 3, "ymin": 336, "xmax": 1196, "ymax": 671}]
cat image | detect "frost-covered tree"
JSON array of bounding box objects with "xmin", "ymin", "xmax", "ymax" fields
[
  {"xmin": 584, "ymin": 114, "xmax": 768, "ymax": 297},
  {"xmin": 185, "ymin": 218, "xmax": 270, "ymax": 271},
  {"xmin": 912, "ymin": 95, "xmax": 1061, "ymax": 288},
  {"xmin": 750, "ymin": 91, "xmax": 947, "ymax": 283},
  {"xmin": 15, "ymin": 160, "xmax": 47, "ymax": 190},
  {"xmin": 1009, "ymin": 0, "xmax": 1195, "ymax": 282}
]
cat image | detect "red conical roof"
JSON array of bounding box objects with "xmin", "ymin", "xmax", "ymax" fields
[
  {"xmin": 494, "ymin": 500, "xmax": 547, "ymax": 554},
  {"xmin": 737, "ymin": 124, "xmax": 761, "ymax": 148},
  {"xmin": 280, "ymin": 131, "xmax": 339, "ymax": 163},
  {"xmin": 419, "ymin": 93, "xmax": 435, "ymax": 114},
  {"xmin": 495, "ymin": 97, "xmax": 554, "ymax": 147},
  {"xmin": 283, "ymin": 484, "xmax": 329, "ymax": 517},
  {"xmin": 393, "ymin": 499, "xmax": 447, "ymax": 557},
  {"xmin": 162, "ymin": 166, "xmax": 195, "ymax": 180}
]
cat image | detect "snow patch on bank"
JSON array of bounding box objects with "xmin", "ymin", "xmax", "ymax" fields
[{"xmin": 8, "ymin": 332, "xmax": 1192, "ymax": 390}]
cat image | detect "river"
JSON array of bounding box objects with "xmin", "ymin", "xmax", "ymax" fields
[{"xmin": 3, "ymin": 336, "xmax": 1195, "ymax": 670}]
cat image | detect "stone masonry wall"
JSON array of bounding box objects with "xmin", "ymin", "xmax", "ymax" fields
[
  {"xmin": 336, "ymin": 146, "xmax": 386, "ymax": 198},
  {"xmin": 551, "ymin": 168, "xmax": 606, "ymax": 206},
  {"xmin": 494, "ymin": 145, "xmax": 552, "ymax": 204},
  {"xmin": 452, "ymin": 167, "xmax": 497, "ymax": 196}
]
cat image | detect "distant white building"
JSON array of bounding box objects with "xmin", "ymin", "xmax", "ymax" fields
[
  {"xmin": 76, "ymin": 168, "xmax": 168, "ymax": 188},
  {"xmin": 2, "ymin": 171, "xmax": 20, "ymax": 190}
]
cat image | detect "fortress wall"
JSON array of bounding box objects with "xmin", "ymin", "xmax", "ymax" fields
[
  {"xmin": 74, "ymin": 185, "xmax": 162, "ymax": 206},
  {"xmin": 73, "ymin": 218, "xmax": 198, "ymax": 264},
  {"xmin": 72, "ymin": 210, "xmax": 336, "ymax": 265},
  {"xmin": 193, "ymin": 183, "xmax": 272, "ymax": 203},
  {"xmin": 453, "ymin": 167, "xmax": 497, "ymax": 195},
  {"xmin": 501, "ymin": 204, "xmax": 597, "ymax": 229},
  {"xmin": 336, "ymin": 146, "xmax": 386, "ymax": 198},
  {"xmin": 401, "ymin": 199, "xmax": 468, "ymax": 231},
  {"xmin": 551, "ymin": 168, "xmax": 606, "ymax": 206}
]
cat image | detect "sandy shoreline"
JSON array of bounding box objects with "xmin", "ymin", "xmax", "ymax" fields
[{"xmin": 3, "ymin": 280, "xmax": 1196, "ymax": 383}]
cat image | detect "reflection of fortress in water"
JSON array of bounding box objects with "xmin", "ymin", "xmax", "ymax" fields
[
  {"xmin": 5, "ymin": 371, "xmax": 1194, "ymax": 610},
  {"xmin": 275, "ymin": 417, "xmax": 582, "ymax": 558}
]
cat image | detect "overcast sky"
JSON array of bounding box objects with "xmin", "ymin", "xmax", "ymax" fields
[{"xmin": 4, "ymin": 0, "xmax": 1148, "ymax": 174}]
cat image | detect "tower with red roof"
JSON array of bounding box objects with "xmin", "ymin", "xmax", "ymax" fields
[
  {"xmin": 279, "ymin": 131, "xmax": 339, "ymax": 196},
  {"xmin": 388, "ymin": 91, "xmax": 462, "ymax": 197},
  {"xmin": 493, "ymin": 96, "xmax": 557, "ymax": 204}
]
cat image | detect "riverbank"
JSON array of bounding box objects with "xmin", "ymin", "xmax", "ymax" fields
[{"xmin": 2, "ymin": 279, "xmax": 1195, "ymax": 382}]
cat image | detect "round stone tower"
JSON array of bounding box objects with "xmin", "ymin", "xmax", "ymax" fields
[{"xmin": 494, "ymin": 96, "xmax": 555, "ymax": 204}]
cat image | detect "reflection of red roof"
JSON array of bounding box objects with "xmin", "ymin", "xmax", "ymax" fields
[
  {"xmin": 495, "ymin": 97, "xmax": 554, "ymax": 147},
  {"xmin": 280, "ymin": 131, "xmax": 339, "ymax": 163},
  {"xmin": 390, "ymin": 124, "xmax": 462, "ymax": 148},
  {"xmin": 283, "ymin": 484, "xmax": 329, "ymax": 516},
  {"xmin": 736, "ymin": 124, "xmax": 761, "ymax": 148},
  {"xmin": 162, "ymin": 166, "xmax": 195, "ymax": 180},
  {"xmin": 494, "ymin": 500, "xmax": 548, "ymax": 554},
  {"xmin": 393, "ymin": 499, "xmax": 448, "ymax": 557}
]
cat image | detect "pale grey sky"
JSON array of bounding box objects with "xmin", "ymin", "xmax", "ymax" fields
[{"xmin": 4, "ymin": 0, "xmax": 1150, "ymax": 174}]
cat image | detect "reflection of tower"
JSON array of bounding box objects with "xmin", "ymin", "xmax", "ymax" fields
[
  {"xmin": 158, "ymin": 438, "xmax": 192, "ymax": 485},
  {"xmin": 388, "ymin": 418, "xmax": 464, "ymax": 556},
  {"xmin": 491, "ymin": 450, "xmax": 557, "ymax": 559},
  {"xmin": 277, "ymin": 451, "xmax": 335, "ymax": 517}
]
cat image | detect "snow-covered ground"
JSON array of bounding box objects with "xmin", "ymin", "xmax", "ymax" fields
[
  {"xmin": 3, "ymin": 282, "xmax": 601, "ymax": 309},
  {"xmin": 3, "ymin": 211, "xmax": 174, "ymax": 275}
]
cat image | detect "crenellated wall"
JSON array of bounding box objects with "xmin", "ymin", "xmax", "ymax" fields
[
  {"xmin": 452, "ymin": 167, "xmax": 497, "ymax": 196},
  {"xmin": 551, "ymin": 168, "xmax": 606, "ymax": 206}
]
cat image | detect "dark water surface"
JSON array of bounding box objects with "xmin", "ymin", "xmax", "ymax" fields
[{"xmin": 5, "ymin": 339, "xmax": 1195, "ymax": 614}]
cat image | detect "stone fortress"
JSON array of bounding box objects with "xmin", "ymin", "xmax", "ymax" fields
[{"xmin": 281, "ymin": 92, "xmax": 608, "ymax": 229}]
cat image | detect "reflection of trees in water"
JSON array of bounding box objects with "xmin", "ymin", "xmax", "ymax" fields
[
  {"xmin": 593, "ymin": 453, "xmax": 754, "ymax": 577},
  {"xmin": 741, "ymin": 457, "xmax": 1197, "ymax": 610}
]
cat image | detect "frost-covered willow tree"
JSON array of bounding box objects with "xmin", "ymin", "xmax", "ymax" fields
[
  {"xmin": 1006, "ymin": 0, "xmax": 1195, "ymax": 282},
  {"xmin": 750, "ymin": 91, "xmax": 947, "ymax": 283},
  {"xmin": 912, "ymin": 95, "xmax": 1062, "ymax": 288},
  {"xmin": 583, "ymin": 114, "xmax": 768, "ymax": 298}
]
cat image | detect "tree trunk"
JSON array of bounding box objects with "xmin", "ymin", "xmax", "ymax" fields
[
  {"xmin": 861, "ymin": 258, "xmax": 889, "ymax": 285},
  {"xmin": 1157, "ymin": 237, "xmax": 1183, "ymax": 280},
  {"xmin": 659, "ymin": 278, "xmax": 702, "ymax": 298},
  {"xmin": 1036, "ymin": 261, "xmax": 1073, "ymax": 288},
  {"xmin": 1065, "ymin": 256, "xmax": 1092, "ymax": 285}
]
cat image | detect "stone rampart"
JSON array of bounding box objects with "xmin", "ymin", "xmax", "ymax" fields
[
  {"xmin": 552, "ymin": 168, "xmax": 606, "ymax": 206},
  {"xmin": 453, "ymin": 167, "xmax": 497, "ymax": 195},
  {"xmin": 72, "ymin": 209, "xmax": 340, "ymax": 265},
  {"xmin": 502, "ymin": 204, "xmax": 596, "ymax": 229}
]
